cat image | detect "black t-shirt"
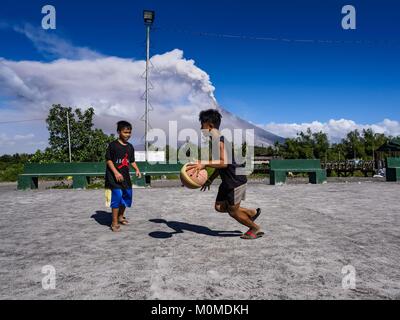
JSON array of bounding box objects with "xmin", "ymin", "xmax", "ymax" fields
[
  {"xmin": 218, "ymin": 136, "xmax": 247, "ymax": 189},
  {"xmin": 105, "ymin": 140, "xmax": 135, "ymax": 189}
]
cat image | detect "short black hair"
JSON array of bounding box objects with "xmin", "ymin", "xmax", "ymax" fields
[
  {"xmin": 199, "ymin": 109, "xmax": 222, "ymax": 129},
  {"xmin": 117, "ymin": 120, "xmax": 132, "ymax": 132}
]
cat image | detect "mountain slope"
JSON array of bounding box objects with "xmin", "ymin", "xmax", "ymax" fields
[{"xmin": 219, "ymin": 107, "xmax": 285, "ymax": 146}]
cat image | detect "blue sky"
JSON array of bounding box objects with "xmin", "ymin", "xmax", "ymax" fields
[{"xmin": 0, "ymin": 0, "xmax": 400, "ymax": 153}]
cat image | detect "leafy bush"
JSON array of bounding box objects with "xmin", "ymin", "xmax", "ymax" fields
[{"xmin": 0, "ymin": 163, "xmax": 24, "ymax": 182}]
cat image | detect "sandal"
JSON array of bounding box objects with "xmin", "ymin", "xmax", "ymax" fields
[
  {"xmin": 111, "ymin": 224, "xmax": 121, "ymax": 232},
  {"xmin": 119, "ymin": 217, "xmax": 129, "ymax": 225},
  {"xmin": 240, "ymin": 230, "xmax": 264, "ymax": 240}
]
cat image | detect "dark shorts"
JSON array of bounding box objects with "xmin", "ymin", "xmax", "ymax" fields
[
  {"xmin": 216, "ymin": 183, "xmax": 247, "ymax": 206},
  {"xmin": 105, "ymin": 188, "xmax": 133, "ymax": 209}
]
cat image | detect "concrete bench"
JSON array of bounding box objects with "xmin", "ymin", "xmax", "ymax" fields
[
  {"xmin": 17, "ymin": 162, "xmax": 183, "ymax": 190},
  {"xmin": 386, "ymin": 157, "xmax": 400, "ymax": 182},
  {"xmin": 141, "ymin": 163, "xmax": 183, "ymax": 186},
  {"xmin": 269, "ymin": 159, "xmax": 327, "ymax": 185}
]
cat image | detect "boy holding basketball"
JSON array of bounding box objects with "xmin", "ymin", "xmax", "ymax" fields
[
  {"xmin": 105, "ymin": 121, "xmax": 141, "ymax": 232},
  {"xmin": 186, "ymin": 109, "xmax": 263, "ymax": 239}
]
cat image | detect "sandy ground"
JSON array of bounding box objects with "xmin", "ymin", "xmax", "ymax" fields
[{"xmin": 0, "ymin": 180, "xmax": 399, "ymax": 300}]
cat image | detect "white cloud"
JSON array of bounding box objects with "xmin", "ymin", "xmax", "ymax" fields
[
  {"xmin": 14, "ymin": 133, "xmax": 35, "ymax": 141},
  {"xmin": 261, "ymin": 118, "xmax": 400, "ymax": 142},
  {"xmin": 0, "ymin": 133, "xmax": 35, "ymax": 147},
  {"xmin": 13, "ymin": 24, "xmax": 104, "ymax": 60},
  {"xmin": 0, "ymin": 134, "xmax": 15, "ymax": 147}
]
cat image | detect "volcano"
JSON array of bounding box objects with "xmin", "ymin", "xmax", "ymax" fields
[
  {"xmin": 133, "ymin": 106, "xmax": 285, "ymax": 151},
  {"xmin": 219, "ymin": 107, "xmax": 285, "ymax": 146}
]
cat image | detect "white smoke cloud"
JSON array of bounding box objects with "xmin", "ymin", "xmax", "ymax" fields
[
  {"xmin": 0, "ymin": 24, "xmax": 220, "ymax": 153},
  {"xmin": 0, "ymin": 49, "xmax": 217, "ymax": 132}
]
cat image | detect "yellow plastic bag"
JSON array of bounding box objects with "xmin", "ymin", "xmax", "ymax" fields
[{"xmin": 105, "ymin": 189, "xmax": 112, "ymax": 208}]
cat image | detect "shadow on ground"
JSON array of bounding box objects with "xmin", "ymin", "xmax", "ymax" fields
[
  {"xmin": 91, "ymin": 211, "xmax": 112, "ymax": 227},
  {"xmin": 149, "ymin": 218, "xmax": 242, "ymax": 238}
]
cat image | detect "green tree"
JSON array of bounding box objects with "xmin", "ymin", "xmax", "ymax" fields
[
  {"xmin": 30, "ymin": 104, "xmax": 114, "ymax": 163},
  {"xmin": 280, "ymin": 137, "xmax": 300, "ymax": 159},
  {"xmin": 297, "ymin": 128, "xmax": 314, "ymax": 159},
  {"xmin": 342, "ymin": 130, "xmax": 366, "ymax": 159},
  {"xmin": 311, "ymin": 131, "xmax": 329, "ymax": 160},
  {"xmin": 270, "ymin": 128, "xmax": 393, "ymax": 161},
  {"xmin": 331, "ymin": 143, "xmax": 346, "ymax": 161},
  {"xmin": 362, "ymin": 128, "xmax": 388, "ymax": 160},
  {"xmin": 276, "ymin": 128, "xmax": 329, "ymax": 159}
]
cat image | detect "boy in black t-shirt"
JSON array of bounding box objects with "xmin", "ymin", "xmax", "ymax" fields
[
  {"xmin": 105, "ymin": 121, "xmax": 141, "ymax": 232},
  {"xmin": 187, "ymin": 109, "xmax": 263, "ymax": 240}
]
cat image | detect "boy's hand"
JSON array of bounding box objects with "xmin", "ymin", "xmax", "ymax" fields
[
  {"xmin": 200, "ymin": 179, "xmax": 213, "ymax": 192},
  {"xmin": 136, "ymin": 170, "xmax": 142, "ymax": 179},
  {"xmin": 186, "ymin": 162, "xmax": 206, "ymax": 173},
  {"xmin": 114, "ymin": 172, "xmax": 124, "ymax": 182}
]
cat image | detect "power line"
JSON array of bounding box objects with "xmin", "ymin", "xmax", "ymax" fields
[{"xmin": 155, "ymin": 27, "xmax": 400, "ymax": 46}]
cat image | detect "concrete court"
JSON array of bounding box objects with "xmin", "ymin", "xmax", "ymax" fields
[{"xmin": 0, "ymin": 181, "xmax": 399, "ymax": 300}]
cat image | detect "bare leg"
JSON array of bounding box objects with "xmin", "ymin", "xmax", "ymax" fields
[
  {"xmin": 228, "ymin": 204, "xmax": 260, "ymax": 233},
  {"xmin": 118, "ymin": 206, "xmax": 126, "ymax": 220},
  {"xmin": 118, "ymin": 206, "xmax": 129, "ymax": 224},
  {"xmin": 111, "ymin": 208, "xmax": 120, "ymax": 229},
  {"xmin": 215, "ymin": 201, "xmax": 229, "ymax": 213},
  {"xmin": 240, "ymin": 207, "xmax": 257, "ymax": 218}
]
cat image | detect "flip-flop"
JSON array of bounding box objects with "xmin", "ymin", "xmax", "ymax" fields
[
  {"xmin": 251, "ymin": 208, "xmax": 261, "ymax": 222},
  {"xmin": 119, "ymin": 217, "xmax": 129, "ymax": 225},
  {"xmin": 240, "ymin": 230, "xmax": 264, "ymax": 240}
]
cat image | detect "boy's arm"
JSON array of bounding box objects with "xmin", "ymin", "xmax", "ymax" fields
[
  {"xmin": 200, "ymin": 169, "xmax": 220, "ymax": 191},
  {"xmin": 208, "ymin": 169, "xmax": 220, "ymax": 182},
  {"xmin": 131, "ymin": 162, "xmax": 142, "ymax": 178},
  {"xmin": 187, "ymin": 141, "xmax": 228, "ymax": 171},
  {"xmin": 107, "ymin": 160, "xmax": 124, "ymax": 182},
  {"xmin": 128, "ymin": 145, "xmax": 141, "ymax": 178}
]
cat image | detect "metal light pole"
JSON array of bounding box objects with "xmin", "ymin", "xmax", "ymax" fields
[
  {"xmin": 143, "ymin": 10, "xmax": 155, "ymax": 162},
  {"xmin": 66, "ymin": 110, "xmax": 72, "ymax": 163}
]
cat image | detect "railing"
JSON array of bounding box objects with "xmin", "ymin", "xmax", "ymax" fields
[
  {"xmin": 322, "ymin": 160, "xmax": 376, "ymax": 177},
  {"xmin": 251, "ymin": 158, "xmax": 378, "ymax": 177}
]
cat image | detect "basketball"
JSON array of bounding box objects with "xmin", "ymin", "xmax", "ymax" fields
[{"xmin": 180, "ymin": 164, "xmax": 208, "ymax": 189}]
